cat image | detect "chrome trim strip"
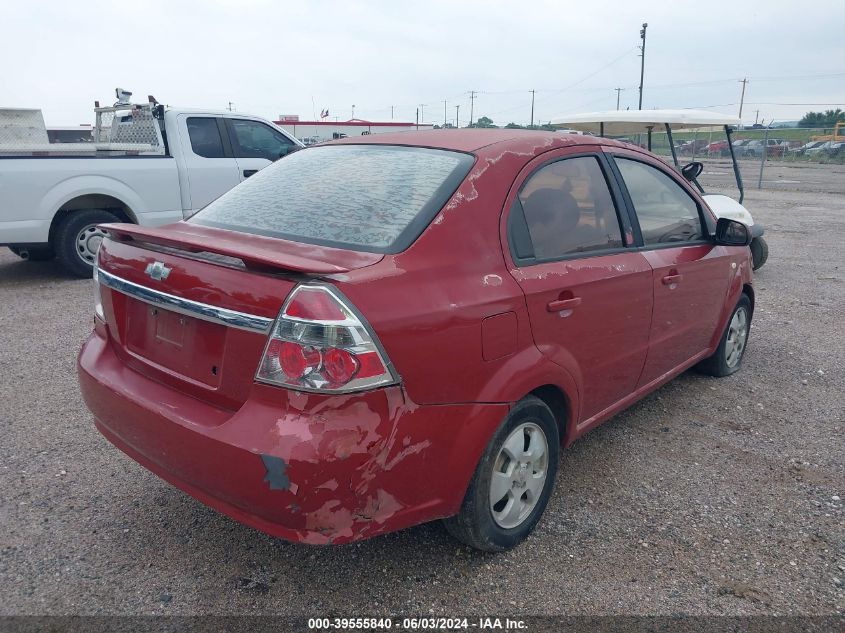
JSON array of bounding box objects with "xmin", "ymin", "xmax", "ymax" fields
[{"xmin": 98, "ymin": 269, "xmax": 274, "ymax": 334}]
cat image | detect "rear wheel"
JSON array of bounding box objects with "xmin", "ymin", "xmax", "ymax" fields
[
  {"xmin": 697, "ymin": 294, "xmax": 751, "ymax": 377},
  {"xmin": 54, "ymin": 209, "xmax": 119, "ymax": 278},
  {"xmin": 443, "ymin": 396, "xmax": 559, "ymax": 551},
  {"xmin": 750, "ymin": 236, "xmax": 769, "ymax": 271}
]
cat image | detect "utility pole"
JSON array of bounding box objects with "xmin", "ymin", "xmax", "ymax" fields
[
  {"xmin": 416, "ymin": 107, "xmax": 419, "ymax": 130},
  {"xmin": 352, "ymin": 104, "xmax": 356, "ymax": 119},
  {"xmin": 738, "ymin": 78, "xmax": 748, "ymax": 120},
  {"xmin": 615, "ymin": 88, "xmax": 624, "ymax": 110},
  {"xmin": 530, "ymin": 90, "xmax": 535, "ymax": 127},
  {"xmin": 754, "ymin": 109, "xmax": 760, "ymax": 125},
  {"xmin": 419, "ymin": 104, "xmax": 425, "ymax": 123},
  {"xmin": 468, "ymin": 91, "xmax": 476, "ymax": 128},
  {"xmin": 227, "ymin": 101, "xmax": 234, "ymax": 111},
  {"xmin": 638, "ymin": 22, "xmax": 648, "ymax": 110},
  {"xmin": 455, "ymin": 105, "xmax": 460, "ymax": 128},
  {"xmin": 391, "ymin": 105, "xmax": 394, "ymax": 120},
  {"xmin": 443, "ymin": 100, "xmax": 447, "ymax": 126}
]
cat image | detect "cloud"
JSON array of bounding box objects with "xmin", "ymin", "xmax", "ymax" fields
[{"xmin": 2, "ymin": 0, "xmax": 842, "ymax": 126}]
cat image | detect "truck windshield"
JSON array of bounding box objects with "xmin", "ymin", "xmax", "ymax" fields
[{"xmin": 188, "ymin": 144, "xmax": 474, "ymax": 253}]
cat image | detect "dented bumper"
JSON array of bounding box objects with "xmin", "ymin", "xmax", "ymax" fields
[{"xmin": 78, "ymin": 329, "xmax": 509, "ymax": 544}]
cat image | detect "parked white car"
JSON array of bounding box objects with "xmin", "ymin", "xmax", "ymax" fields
[
  {"xmin": 806, "ymin": 140, "xmax": 839, "ymax": 156},
  {"xmin": 0, "ymin": 94, "xmax": 303, "ymax": 276}
]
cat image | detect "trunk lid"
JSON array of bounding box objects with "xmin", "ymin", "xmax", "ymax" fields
[{"xmin": 96, "ymin": 223, "xmax": 383, "ymax": 413}]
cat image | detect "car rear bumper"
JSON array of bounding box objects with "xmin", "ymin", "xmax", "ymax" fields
[{"xmin": 78, "ymin": 327, "xmax": 509, "ymax": 544}]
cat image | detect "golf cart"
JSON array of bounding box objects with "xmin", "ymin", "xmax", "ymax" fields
[{"xmin": 549, "ymin": 110, "xmax": 768, "ymax": 270}]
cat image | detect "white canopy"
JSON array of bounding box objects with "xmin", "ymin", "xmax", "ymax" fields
[{"xmin": 550, "ymin": 109, "xmax": 741, "ymax": 135}]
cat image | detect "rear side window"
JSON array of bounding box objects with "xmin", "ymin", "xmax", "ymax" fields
[
  {"xmin": 615, "ymin": 158, "xmax": 703, "ymax": 244},
  {"xmin": 517, "ymin": 156, "xmax": 624, "ymax": 260},
  {"xmin": 186, "ymin": 117, "xmax": 225, "ymax": 158},
  {"xmin": 189, "ymin": 145, "xmax": 473, "ymax": 253}
]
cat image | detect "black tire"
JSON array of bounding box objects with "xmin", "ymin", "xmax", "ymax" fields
[
  {"xmin": 750, "ymin": 236, "xmax": 769, "ymax": 271},
  {"xmin": 54, "ymin": 209, "xmax": 119, "ymax": 278},
  {"xmin": 697, "ymin": 294, "xmax": 752, "ymax": 378},
  {"xmin": 9, "ymin": 246, "xmax": 55, "ymax": 261},
  {"xmin": 443, "ymin": 396, "xmax": 559, "ymax": 551}
]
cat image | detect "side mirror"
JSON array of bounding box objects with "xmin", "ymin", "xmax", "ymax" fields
[
  {"xmin": 715, "ymin": 217, "xmax": 751, "ymax": 246},
  {"xmin": 681, "ymin": 161, "xmax": 704, "ymax": 181},
  {"xmin": 275, "ymin": 146, "xmax": 301, "ymax": 160}
]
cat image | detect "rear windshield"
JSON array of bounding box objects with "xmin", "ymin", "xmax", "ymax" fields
[{"xmin": 189, "ymin": 144, "xmax": 474, "ymax": 253}]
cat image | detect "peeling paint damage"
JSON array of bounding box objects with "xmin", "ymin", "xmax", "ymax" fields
[{"xmin": 260, "ymin": 454, "xmax": 290, "ymax": 490}]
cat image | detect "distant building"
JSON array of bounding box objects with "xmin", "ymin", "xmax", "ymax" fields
[{"xmin": 274, "ymin": 118, "xmax": 435, "ymax": 144}]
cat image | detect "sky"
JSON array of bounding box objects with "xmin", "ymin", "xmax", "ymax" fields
[{"xmin": 3, "ymin": 0, "xmax": 843, "ymax": 127}]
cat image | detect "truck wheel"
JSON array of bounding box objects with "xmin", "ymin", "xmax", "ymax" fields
[
  {"xmin": 750, "ymin": 236, "xmax": 769, "ymax": 271},
  {"xmin": 442, "ymin": 396, "xmax": 559, "ymax": 551},
  {"xmin": 9, "ymin": 246, "xmax": 55, "ymax": 261},
  {"xmin": 55, "ymin": 209, "xmax": 119, "ymax": 278}
]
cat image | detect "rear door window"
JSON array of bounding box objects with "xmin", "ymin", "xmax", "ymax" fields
[
  {"xmin": 516, "ymin": 156, "xmax": 625, "ymax": 261},
  {"xmin": 189, "ymin": 145, "xmax": 474, "ymax": 253},
  {"xmin": 615, "ymin": 158, "xmax": 704, "ymax": 245},
  {"xmin": 186, "ymin": 117, "xmax": 226, "ymax": 158}
]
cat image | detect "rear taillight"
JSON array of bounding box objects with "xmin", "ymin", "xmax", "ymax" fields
[
  {"xmin": 92, "ymin": 262, "xmax": 104, "ymax": 321},
  {"xmin": 256, "ymin": 284, "xmax": 397, "ymax": 393}
]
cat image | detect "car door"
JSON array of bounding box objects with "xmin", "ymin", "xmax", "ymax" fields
[
  {"xmin": 224, "ymin": 118, "xmax": 300, "ymax": 182},
  {"xmin": 609, "ymin": 152, "xmax": 733, "ymax": 387},
  {"xmin": 176, "ymin": 115, "xmax": 241, "ymax": 214},
  {"xmin": 504, "ymin": 150, "xmax": 654, "ymax": 424}
]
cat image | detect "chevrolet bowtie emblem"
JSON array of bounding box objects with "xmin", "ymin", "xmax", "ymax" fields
[{"xmin": 144, "ymin": 261, "xmax": 171, "ymax": 281}]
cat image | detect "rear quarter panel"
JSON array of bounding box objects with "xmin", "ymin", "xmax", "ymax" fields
[{"xmin": 0, "ymin": 157, "xmax": 183, "ymax": 242}]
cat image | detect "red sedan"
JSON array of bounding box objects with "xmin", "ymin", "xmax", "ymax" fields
[{"xmin": 78, "ymin": 130, "xmax": 754, "ymax": 551}]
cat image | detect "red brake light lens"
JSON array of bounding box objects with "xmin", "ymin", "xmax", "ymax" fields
[
  {"xmin": 322, "ymin": 347, "xmax": 359, "ymax": 384},
  {"xmin": 277, "ymin": 341, "xmax": 321, "ymax": 379},
  {"xmin": 256, "ymin": 284, "xmax": 397, "ymax": 393}
]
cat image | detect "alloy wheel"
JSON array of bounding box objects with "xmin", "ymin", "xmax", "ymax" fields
[
  {"xmin": 725, "ymin": 307, "xmax": 749, "ymax": 368},
  {"xmin": 489, "ymin": 422, "xmax": 549, "ymax": 529}
]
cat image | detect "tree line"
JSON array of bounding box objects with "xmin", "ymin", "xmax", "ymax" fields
[{"xmin": 798, "ymin": 109, "xmax": 843, "ymax": 127}]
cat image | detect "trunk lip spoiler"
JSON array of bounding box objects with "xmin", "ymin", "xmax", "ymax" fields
[
  {"xmin": 98, "ymin": 268, "xmax": 274, "ymax": 335},
  {"xmin": 99, "ymin": 222, "xmax": 384, "ymax": 275}
]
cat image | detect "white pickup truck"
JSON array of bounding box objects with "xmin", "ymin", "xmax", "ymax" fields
[{"xmin": 0, "ymin": 96, "xmax": 303, "ymax": 276}]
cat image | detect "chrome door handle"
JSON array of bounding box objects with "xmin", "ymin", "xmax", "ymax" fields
[
  {"xmin": 662, "ymin": 273, "xmax": 683, "ymax": 285},
  {"xmin": 547, "ymin": 297, "xmax": 582, "ymax": 312}
]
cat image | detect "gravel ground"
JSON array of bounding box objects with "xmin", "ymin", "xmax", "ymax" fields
[{"xmin": 1, "ymin": 174, "xmax": 843, "ymax": 617}]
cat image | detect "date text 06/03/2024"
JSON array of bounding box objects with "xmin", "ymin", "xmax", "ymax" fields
[{"xmin": 307, "ymin": 617, "xmax": 527, "ymax": 630}]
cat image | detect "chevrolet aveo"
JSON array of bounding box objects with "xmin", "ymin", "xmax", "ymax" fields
[{"xmin": 78, "ymin": 130, "xmax": 754, "ymax": 551}]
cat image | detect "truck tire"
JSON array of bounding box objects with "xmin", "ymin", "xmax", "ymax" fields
[
  {"xmin": 54, "ymin": 209, "xmax": 119, "ymax": 278},
  {"xmin": 750, "ymin": 236, "xmax": 769, "ymax": 271},
  {"xmin": 9, "ymin": 246, "xmax": 56, "ymax": 261}
]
